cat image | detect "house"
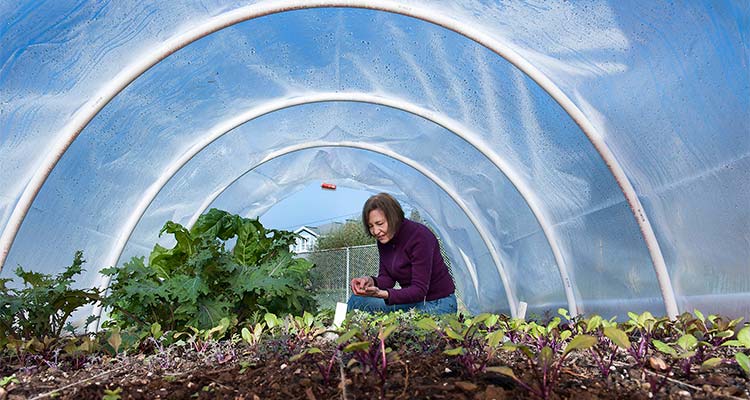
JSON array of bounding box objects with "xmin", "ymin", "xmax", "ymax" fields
[{"xmin": 290, "ymin": 226, "xmax": 320, "ymax": 253}]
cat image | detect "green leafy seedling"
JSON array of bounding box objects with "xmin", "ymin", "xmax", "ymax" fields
[
  {"xmin": 102, "ymin": 387, "xmax": 123, "ymax": 400},
  {"xmin": 0, "ymin": 374, "xmax": 19, "ymax": 387}
]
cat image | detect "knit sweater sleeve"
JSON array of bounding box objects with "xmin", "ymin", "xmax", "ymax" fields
[
  {"xmin": 386, "ymin": 232, "xmax": 433, "ymax": 304},
  {"xmin": 374, "ymin": 247, "xmax": 396, "ymax": 289}
]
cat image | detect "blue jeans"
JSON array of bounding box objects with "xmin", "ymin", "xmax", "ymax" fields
[{"xmin": 347, "ymin": 293, "xmax": 457, "ymax": 315}]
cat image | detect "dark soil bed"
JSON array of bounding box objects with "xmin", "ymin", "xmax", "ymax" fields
[{"xmin": 3, "ymin": 340, "xmax": 748, "ymax": 400}]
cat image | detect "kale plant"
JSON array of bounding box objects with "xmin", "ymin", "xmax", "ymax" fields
[
  {"xmin": 102, "ymin": 209, "xmax": 317, "ymax": 338},
  {"xmin": 0, "ymin": 251, "xmax": 100, "ymax": 344}
]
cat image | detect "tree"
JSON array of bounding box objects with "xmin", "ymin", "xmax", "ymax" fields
[{"xmin": 316, "ymin": 219, "xmax": 375, "ymax": 250}]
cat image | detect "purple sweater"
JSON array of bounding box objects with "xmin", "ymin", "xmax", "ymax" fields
[{"xmin": 373, "ymin": 219, "xmax": 455, "ymax": 305}]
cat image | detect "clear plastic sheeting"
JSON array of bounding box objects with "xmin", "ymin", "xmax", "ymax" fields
[{"xmin": 0, "ymin": 1, "xmax": 747, "ymax": 318}]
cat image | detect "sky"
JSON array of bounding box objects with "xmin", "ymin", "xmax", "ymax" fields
[{"xmin": 258, "ymin": 182, "xmax": 376, "ymax": 231}]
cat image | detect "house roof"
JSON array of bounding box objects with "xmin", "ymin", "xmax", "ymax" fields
[{"xmin": 293, "ymin": 226, "xmax": 320, "ymax": 237}]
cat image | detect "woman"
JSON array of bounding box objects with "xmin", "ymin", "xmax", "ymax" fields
[{"xmin": 347, "ymin": 193, "xmax": 457, "ymax": 314}]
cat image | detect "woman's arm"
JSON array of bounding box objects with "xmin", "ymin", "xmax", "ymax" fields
[{"xmin": 385, "ymin": 235, "xmax": 433, "ymax": 304}]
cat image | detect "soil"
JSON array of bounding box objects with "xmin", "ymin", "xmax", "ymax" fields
[{"xmin": 2, "ymin": 339, "xmax": 748, "ymax": 400}]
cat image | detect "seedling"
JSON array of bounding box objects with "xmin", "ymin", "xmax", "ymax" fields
[
  {"xmin": 623, "ymin": 311, "xmax": 667, "ymax": 366},
  {"xmin": 0, "ymin": 374, "xmax": 19, "ymax": 387},
  {"xmin": 417, "ymin": 313, "xmax": 505, "ymax": 376},
  {"xmin": 493, "ymin": 334, "xmax": 596, "ymax": 400},
  {"xmin": 722, "ymin": 326, "xmax": 750, "ymax": 377}
]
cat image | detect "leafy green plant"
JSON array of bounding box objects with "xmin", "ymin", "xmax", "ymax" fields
[
  {"xmin": 341, "ymin": 323, "xmax": 399, "ymax": 398},
  {"xmin": 589, "ymin": 321, "xmax": 631, "ymax": 379},
  {"xmin": 722, "ymin": 326, "xmax": 750, "ymax": 378},
  {"xmin": 674, "ymin": 310, "xmax": 742, "ymax": 347},
  {"xmin": 0, "ymin": 251, "xmax": 100, "ymax": 344},
  {"xmin": 173, "ymin": 317, "xmax": 233, "ymax": 353},
  {"xmin": 290, "ymin": 328, "xmax": 359, "ymax": 385},
  {"xmin": 416, "ymin": 313, "xmax": 505, "ymax": 377},
  {"xmin": 651, "ymin": 333, "xmax": 718, "ymax": 378},
  {"xmin": 101, "ymin": 387, "xmax": 122, "ymax": 400},
  {"xmin": 0, "ymin": 374, "xmax": 19, "ymax": 387},
  {"xmin": 102, "ymin": 209, "xmax": 317, "ymax": 338},
  {"xmin": 494, "ymin": 334, "xmax": 597, "ymax": 400},
  {"xmin": 623, "ymin": 311, "xmax": 668, "ymax": 366}
]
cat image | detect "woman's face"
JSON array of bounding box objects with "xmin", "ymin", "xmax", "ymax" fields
[{"xmin": 368, "ymin": 209, "xmax": 393, "ymax": 244}]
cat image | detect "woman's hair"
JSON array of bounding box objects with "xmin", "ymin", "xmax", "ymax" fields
[{"xmin": 362, "ymin": 193, "xmax": 405, "ymax": 237}]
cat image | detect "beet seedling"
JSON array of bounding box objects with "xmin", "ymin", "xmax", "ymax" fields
[
  {"xmin": 290, "ymin": 328, "xmax": 359, "ymax": 385},
  {"xmin": 721, "ymin": 326, "xmax": 750, "ymax": 378},
  {"xmin": 492, "ymin": 334, "xmax": 596, "ymax": 400},
  {"xmin": 623, "ymin": 311, "xmax": 667, "ymax": 366},
  {"xmin": 589, "ymin": 324, "xmax": 631, "ymax": 379},
  {"xmin": 417, "ymin": 313, "xmax": 505, "ymax": 377}
]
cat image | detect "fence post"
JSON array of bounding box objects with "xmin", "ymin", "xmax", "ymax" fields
[{"xmin": 346, "ymin": 246, "xmax": 351, "ymax": 301}]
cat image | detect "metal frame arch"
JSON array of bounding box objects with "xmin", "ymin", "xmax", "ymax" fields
[
  {"xmin": 0, "ymin": 0, "xmax": 677, "ymax": 317},
  {"xmin": 189, "ymin": 141, "xmax": 514, "ymax": 315},
  {"xmin": 101, "ymin": 93, "xmax": 575, "ymax": 317}
]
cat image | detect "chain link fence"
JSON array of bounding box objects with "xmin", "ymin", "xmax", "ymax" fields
[{"xmin": 299, "ymin": 243, "xmax": 463, "ymax": 311}]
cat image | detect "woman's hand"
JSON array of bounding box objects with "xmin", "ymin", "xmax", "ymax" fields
[
  {"xmin": 363, "ymin": 286, "xmax": 389, "ymax": 299},
  {"xmin": 350, "ymin": 276, "xmax": 374, "ymax": 295}
]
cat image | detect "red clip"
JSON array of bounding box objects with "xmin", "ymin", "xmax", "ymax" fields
[{"xmin": 321, "ymin": 183, "xmax": 337, "ymax": 190}]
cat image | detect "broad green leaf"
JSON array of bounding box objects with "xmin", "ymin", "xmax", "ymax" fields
[
  {"xmin": 379, "ymin": 324, "xmax": 398, "ymax": 341},
  {"xmin": 652, "ymin": 340, "xmax": 678, "ymax": 357},
  {"xmin": 723, "ymin": 340, "xmax": 743, "ymax": 347},
  {"xmin": 303, "ymin": 311, "xmax": 314, "ymax": 328},
  {"xmin": 486, "ymin": 366, "xmax": 515, "ymax": 378},
  {"xmin": 264, "ymin": 313, "xmax": 280, "ymax": 330},
  {"xmin": 487, "ymin": 330, "xmax": 506, "ymax": 348},
  {"xmin": 443, "ymin": 347, "xmax": 465, "ymax": 356},
  {"xmin": 539, "ymin": 346, "xmax": 554, "ymax": 368},
  {"xmin": 736, "ymin": 352, "xmax": 750, "ymax": 377},
  {"xmin": 336, "ymin": 328, "xmax": 360, "ymax": 345},
  {"xmin": 737, "ymin": 327, "xmax": 750, "ymax": 348},
  {"xmin": 700, "ymin": 357, "xmax": 722, "ymax": 370},
  {"xmin": 343, "ymin": 341, "xmax": 371, "ymax": 353},
  {"xmin": 445, "ymin": 327, "xmax": 464, "ymax": 341},
  {"xmin": 604, "ymin": 327, "xmax": 631, "ymax": 349},
  {"xmin": 472, "ymin": 313, "xmax": 492, "ymax": 326},
  {"xmin": 150, "ymin": 323, "xmax": 162, "ymax": 339},
  {"xmin": 560, "ymin": 330, "xmax": 572, "ymax": 341},
  {"xmin": 677, "ymin": 334, "xmax": 698, "ymax": 351},
  {"xmin": 484, "ymin": 314, "xmax": 499, "ymax": 328},
  {"xmin": 0, "ymin": 374, "xmax": 20, "ymax": 387},
  {"xmin": 233, "ymin": 219, "xmax": 262, "ymax": 266},
  {"xmin": 415, "ymin": 317, "xmax": 438, "ymax": 332},
  {"xmin": 638, "ymin": 312, "xmax": 654, "ymax": 328},
  {"xmin": 694, "ymin": 309, "xmax": 705, "ymax": 324},
  {"xmin": 191, "ymin": 208, "xmax": 236, "ymax": 240},
  {"xmin": 627, "ymin": 311, "xmax": 639, "ymax": 322},
  {"xmin": 717, "ymin": 330, "xmax": 734, "ymax": 339},
  {"xmin": 501, "ymin": 343, "xmax": 519, "ymax": 351},
  {"xmin": 563, "ymin": 335, "xmax": 596, "ymax": 355},
  {"xmin": 558, "ymin": 308, "xmax": 570, "ymax": 321},
  {"xmin": 546, "ymin": 317, "xmax": 560, "ymax": 332},
  {"xmin": 290, "ymin": 347, "xmax": 323, "ymax": 362},
  {"xmin": 586, "ymin": 315, "xmax": 602, "ymax": 333},
  {"xmin": 241, "ymin": 327, "xmax": 252, "ymax": 344}
]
